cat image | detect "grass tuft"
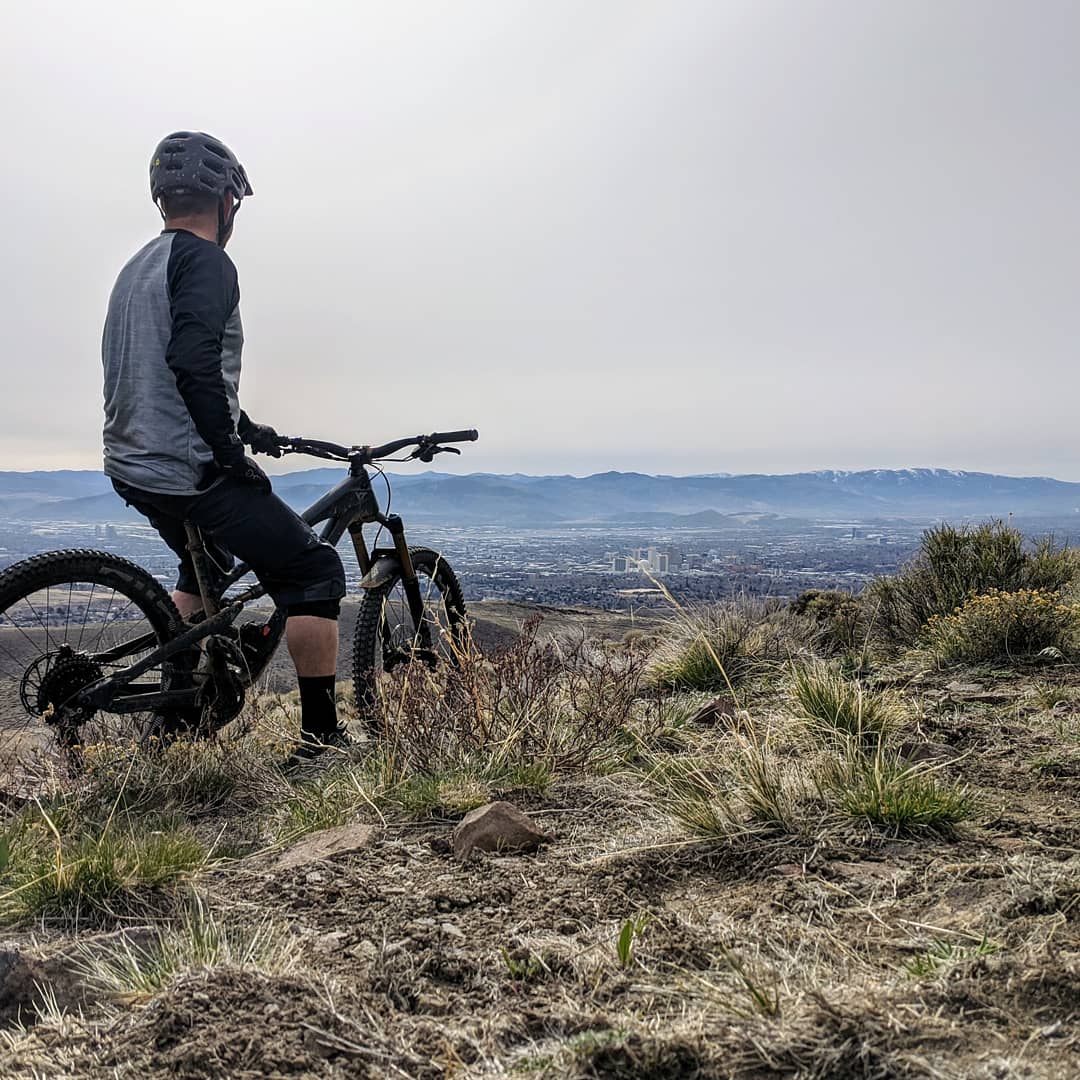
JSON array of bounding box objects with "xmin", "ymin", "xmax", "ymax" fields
[
  {"xmin": 648, "ymin": 598, "xmax": 816, "ymax": 693},
  {"xmin": 816, "ymin": 747, "xmax": 976, "ymax": 831},
  {"xmin": 0, "ymin": 810, "xmax": 206, "ymax": 925},
  {"xmin": 790, "ymin": 662, "xmax": 901, "ymax": 743},
  {"xmin": 74, "ymin": 896, "xmax": 299, "ymax": 1002}
]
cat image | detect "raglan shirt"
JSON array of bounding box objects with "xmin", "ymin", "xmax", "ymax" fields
[{"xmin": 102, "ymin": 229, "xmax": 245, "ymax": 495}]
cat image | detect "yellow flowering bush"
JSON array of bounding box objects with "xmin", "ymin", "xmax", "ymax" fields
[{"xmin": 924, "ymin": 589, "xmax": 1080, "ymax": 663}]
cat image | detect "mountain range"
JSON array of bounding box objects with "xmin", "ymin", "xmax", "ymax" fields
[{"xmin": 2, "ymin": 468, "xmax": 1080, "ymax": 526}]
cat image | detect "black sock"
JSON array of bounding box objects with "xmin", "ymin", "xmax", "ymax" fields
[{"xmin": 298, "ymin": 675, "xmax": 337, "ymax": 739}]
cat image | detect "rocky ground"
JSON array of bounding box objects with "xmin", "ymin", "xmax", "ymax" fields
[{"xmin": 0, "ymin": 627, "xmax": 1077, "ymax": 1079}]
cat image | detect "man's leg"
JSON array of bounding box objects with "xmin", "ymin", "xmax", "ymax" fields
[
  {"xmin": 287, "ymin": 615, "xmax": 340, "ymax": 740},
  {"xmin": 173, "ymin": 591, "xmax": 204, "ymax": 620},
  {"xmin": 184, "ymin": 479, "xmax": 347, "ymax": 744}
]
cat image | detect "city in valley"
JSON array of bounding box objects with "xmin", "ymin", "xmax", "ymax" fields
[{"xmin": 0, "ymin": 513, "xmax": 1048, "ymax": 614}]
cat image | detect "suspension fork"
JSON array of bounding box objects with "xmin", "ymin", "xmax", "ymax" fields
[
  {"xmin": 348, "ymin": 521, "xmax": 372, "ymax": 577},
  {"xmin": 383, "ymin": 514, "xmax": 431, "ymax": 647}
]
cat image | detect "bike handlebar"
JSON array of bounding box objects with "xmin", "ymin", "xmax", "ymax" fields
[{"xmin": 278, "ymin": 429, "xmax": 479, "ymax": 464}]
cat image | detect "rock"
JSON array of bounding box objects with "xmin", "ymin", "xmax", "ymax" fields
[
  {"xmin": 898, "ymin": 740, "xmax": 960, "ymax": 764},
  {"xmin": 452, "ymin": 801, "xmax": 552, "ymax": 860},
  {"xmin": 946, "ymin": 681, "xmax": 986, "ymax": 696},
  {"xmin": 688, "ymin": 697, "xmax": 737, "ymax": 726},
  {"xmin": 774, "ymin": 863, "xmax": 805, "ymax": 877},
  {"xmin": 0, "ymin": 947, "xmax": 89, "ymax": 1025},
  {"xmin": 276, "ymin": 823, "xmax": 380, "ymax": 872}
]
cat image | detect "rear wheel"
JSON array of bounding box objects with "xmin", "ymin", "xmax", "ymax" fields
[
  {"xmin": 352, "ymin": 548, "xmax": 468, "ymax": 738},
  {"xmin": 0, "ymin": 550, "xmax": 189, "ymax": 769}
]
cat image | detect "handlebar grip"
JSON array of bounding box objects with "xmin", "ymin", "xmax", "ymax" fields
[{"xmin": 430, "ymin": 429, "xmax": 479, "ymax": 444}]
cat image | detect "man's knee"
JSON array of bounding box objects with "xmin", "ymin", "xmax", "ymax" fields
[{"xmin": 280, "ymin": 542, "xmax": 345, "ymax": 619}]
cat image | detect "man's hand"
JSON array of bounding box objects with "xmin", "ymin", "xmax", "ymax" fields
[
  {"xmin": 238, "ymin": 413, "xmax": 283, "ymax": 457},
  {"xmin": 216, "ymin": 447, "xmax": 272, "ymax": 494}
]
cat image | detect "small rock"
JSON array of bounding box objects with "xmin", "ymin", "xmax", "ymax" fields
[
  {"xmin": 991, "ymin": 837, "xmax": 1028, "ymax": 852},
  {"xmin": 346, "ymin": 940, "xmax": 378, "ymax": 963},
  {"xmin": 688, "ymin": 697, "xmax": 737, "ymax": 726},
  {"xmin": 946, "ymin": 681, "xmax": 986, "ymax": 696},
  {"xmin": 898, "ymin": 740, "xmax": 960, "ymax": 764},
  {"xmin": 275, "ymin": 823, "xmax": 380, "ymax": 872},
  {"xmin": 775, "ymin": 863, "xmax": 805, "ymax": 877},
  {"xmin": 452, "ymin": 801, "xmax": 552, "ymax": 860},
  {"xmin": 440, "ymin": 923, "xmax": 464, "ymax": 939}
]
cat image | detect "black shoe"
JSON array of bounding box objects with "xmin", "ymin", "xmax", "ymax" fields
[
  {"xmin": 285, "ymin": 725, "xmax": 354, "ymax": 768},
  {"xmin": 238, "ymin": 619, "xmax": 276, "ymax": 670}
]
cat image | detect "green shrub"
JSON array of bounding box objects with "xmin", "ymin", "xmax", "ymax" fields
[
  {"xmin": 790, "ymin": 590, "xmax": 865, "ymax": 654},
  {"xmin": 923, "ymin": 589, "xmax": 1079, "ymax": 663},
  {"xmin": 868, "ymin": 521, "xmax": 1078, "ymax": 645},
  {"xmin": 649, "ymin": 599, "xmax": 816, "ymax": 693}
]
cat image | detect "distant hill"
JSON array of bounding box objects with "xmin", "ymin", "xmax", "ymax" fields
[{"xmin": 2, "ymin": 467, "xmax": 1079, "ymax": 525}]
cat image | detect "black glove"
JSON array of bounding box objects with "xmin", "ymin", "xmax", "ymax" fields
[
  {"xmin": 237, "ymin": 412, "xmax": 283, "ymax": 458},
  {"xmin": 214, "ymin": 440, "xmax": 272, "ymax": 494}
]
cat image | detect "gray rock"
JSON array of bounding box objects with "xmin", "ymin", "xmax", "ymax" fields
[{"xmin": 452, "ymin": 801, "xmax": 552, "ymax": 860}]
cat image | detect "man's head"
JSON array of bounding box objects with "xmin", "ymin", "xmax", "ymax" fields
[{"xmin": 150, "ymin": 131, "xmax": 252, "ymax": 246}]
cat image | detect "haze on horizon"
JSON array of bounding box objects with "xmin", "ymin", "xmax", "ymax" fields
[{"xmin": 1, "ymin": 1, "xmax": 1077, "ymax": 481}]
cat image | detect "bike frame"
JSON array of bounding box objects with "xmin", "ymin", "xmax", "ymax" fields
[{"xmin": 75, "ymin": 457, "xmax": 429, "ymax": 716}]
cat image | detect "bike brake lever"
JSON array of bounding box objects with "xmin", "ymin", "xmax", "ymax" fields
[{"xmin": 414, "ymin": 444, "xmax": 461, "ymax": 462}]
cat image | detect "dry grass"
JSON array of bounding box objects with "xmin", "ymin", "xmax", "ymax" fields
[
  {"xmin": 73, "ymin": 895, "xmax": 300, "ymax": 1003},
  {"xmin": 647, "ymin": 597, "xmax": 817, "ymax": 693},
  {"xmin": 0, "ymin": 584, "xmax": 1077, "ymax": 1079}
]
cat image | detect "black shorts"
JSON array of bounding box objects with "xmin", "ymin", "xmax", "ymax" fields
[{"xmin": 112, "ymin": 477, "xmax": 346, "ymax": 618}]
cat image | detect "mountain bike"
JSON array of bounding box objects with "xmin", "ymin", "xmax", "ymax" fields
[{"xmin": 0, "ymin": 429, "xmax": 477, "ymax": 763}]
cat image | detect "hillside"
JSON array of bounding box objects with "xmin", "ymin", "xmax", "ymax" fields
[
  {"xmin": 0, "ymin": 559, "xmax": 1077, "ymax": 1078},
  {"xmin": 4, "ymin": 467, "xmax": 1080, "ymax": 524}
]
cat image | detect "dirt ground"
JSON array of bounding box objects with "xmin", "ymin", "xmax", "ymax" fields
[{"xmin": 1, "ymin": 660, "xmax": 1077, "ymax": 1078}]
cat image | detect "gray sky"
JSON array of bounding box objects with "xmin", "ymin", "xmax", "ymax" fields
[{"xmin": 1, "ymin": 0, "xmax": 1078, "ymax": 477}]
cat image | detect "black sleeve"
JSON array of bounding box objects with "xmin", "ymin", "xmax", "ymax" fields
[{"xmin": 165, "ymin": 233, "xmax": 243, "ymax": 464}]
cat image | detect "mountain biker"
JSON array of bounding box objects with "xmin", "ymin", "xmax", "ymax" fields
[{"xmin": 101, "ymin": 130, "xmax": 348, "ymax": 764}]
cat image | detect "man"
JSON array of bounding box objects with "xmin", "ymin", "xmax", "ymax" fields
[{"xmin": 102, "ymin": 130, "xmax": 347, "ymax": 763}]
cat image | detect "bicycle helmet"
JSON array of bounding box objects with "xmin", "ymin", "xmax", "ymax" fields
[{"xmin": 149, "ymin": 131, "xmax": 252, "ymax": 244}]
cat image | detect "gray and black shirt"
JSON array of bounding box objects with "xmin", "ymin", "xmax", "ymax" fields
[{"xmin": 102, "ymin": 229, "xmax": 244, "ymax": 495}]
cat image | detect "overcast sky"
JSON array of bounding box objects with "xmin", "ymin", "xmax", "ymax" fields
[{"xmin": 1, "ymin": 1, "xmax": 1077, "ymax": 478}]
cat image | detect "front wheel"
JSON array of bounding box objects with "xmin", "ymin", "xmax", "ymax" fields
[{"xmin": 352, "ymin": 548, "xmax": 468, "ymax": 738}]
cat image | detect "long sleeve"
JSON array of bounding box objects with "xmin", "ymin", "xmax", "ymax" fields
[{"xmin": 164, "ymin": 232, "xmax": 243, "ymax": 464}]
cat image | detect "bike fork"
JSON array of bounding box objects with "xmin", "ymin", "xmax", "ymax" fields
[{"xmin": 383, "ymin": 514, "xmax": 430, "ymax": 645}]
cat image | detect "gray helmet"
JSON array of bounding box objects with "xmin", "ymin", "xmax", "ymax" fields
[{"xmin": 149, "ymin": 131, "xmax": 253, "ymax": 205}]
